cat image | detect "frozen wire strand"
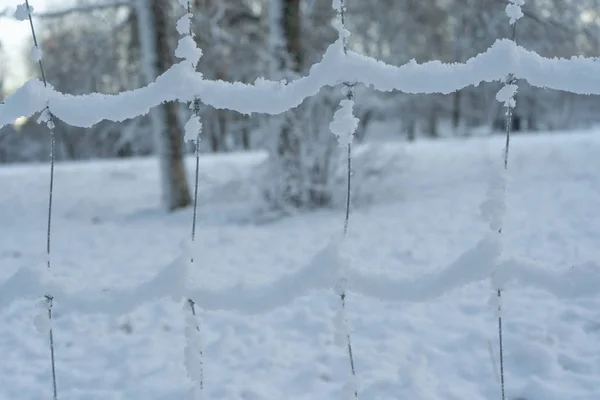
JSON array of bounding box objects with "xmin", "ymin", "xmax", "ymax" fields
[
  {"xmin": 338, "ymin": 1, "xmax": 358, "ymax": 398},
  {"xmin": 184, "ymin": 1, "xmax": 204, "ymax": 391},
  {"xmin": 45, "ymin": 295, "xmax": 58, "ymax": 400},
  {"xmin": 186, "ymin": 0, "xmax": 194, "ymax": 37},
  {"xmin": 25, "ymin": 0, "xmax": 47, "ymax": 86},
  {"xmin": 25, "ymin": 1, "xmax": 59, "ymax": 399},
  {"xmin": 496, "ymin": 14, "xmax": 520, "ymax": 400},
  {"xmin": 339, "ymin": 1, "xmax": 355, "ymax": 237},
  {"xmin": 503, "ymin": 23, "xmax": 518, "ymax": 171},
  {"xmin": 190, "ymin": 99, "xmax": 201, "ymax": 245},
  {"xmin": 187, "ymin": 299, "xmax": 204, "ymax": 391},
  {"xmin": 339, "ymin": 0, "xmax": 349, "ymax": 55},
  {"xmin": 187, "ymin": 102, "xmax": 203, "ymax": 392},
  {"xmin": 497, "ymin": 289, "xmax": 506, "ymax": 400},
  {"xmin": 343, "ymin": 140, "xmax": 351, "ymax": 236}
]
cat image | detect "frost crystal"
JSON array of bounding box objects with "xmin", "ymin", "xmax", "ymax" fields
[
  {"xmin": 330, "ymin": 99, "xmax": 359, "ymax": 147},
  {"xmin": 506, "ymin": 0, "xmax": 525, "ymax": 25},
  {"xmin": 14, "ymin": 3, "xmax": 32, "ymax": 21}
]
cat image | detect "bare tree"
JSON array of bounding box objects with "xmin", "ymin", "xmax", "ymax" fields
[
  {"xmin": 264, "ymin": 0, "xmax": 339, "ymax": 210},
  {"xmin": 136, "ymin": 0, "xmax": 191, "ymax": 210}
]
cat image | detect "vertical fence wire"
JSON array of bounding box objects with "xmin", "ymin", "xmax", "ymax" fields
[
  {"xmin": 496, "ymin": 16, "xmax": 519, "ymax": 400},
  {"xmin": 337, "ymin": 0, "xmax": 358, "ymax": 397},
  {"xmin": 24, "ymin": 1, "xmax": 58, "ymax": 398},
  {"xmin": 185, "ymin": 0, "xmax": 204, "ymax": 392}
]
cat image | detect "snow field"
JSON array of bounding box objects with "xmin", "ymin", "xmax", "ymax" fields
[{"xmin": 1, "ymin": 131, "xmax": 599, "ymax": 399}]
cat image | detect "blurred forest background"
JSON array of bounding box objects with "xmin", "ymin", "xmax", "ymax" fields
[{"xmin": 1, "ymin": 0, "xmax": 600, "ymax": 210}]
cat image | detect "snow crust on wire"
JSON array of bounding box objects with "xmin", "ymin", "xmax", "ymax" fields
[
  {"xmin": 4, "ymin": 39, "xmax": 600, "ymax": 128},
  {"xmin": 330, "ymin": 99, "xmax": 359, "ymax": 146},
  {"xmin": 496, "ymin": 84, "xmax": 518, "ymax": 108},
  {"xmin": 0, "ymin": 236, "xmax": 598, "ymax": 316},
  {"xmin": 506, "ymin": 0, "xmax": 525, "ymax": 25},
  {"xmin": 14, "ymin": 3, "xmax": 32, "ymax": 20}
]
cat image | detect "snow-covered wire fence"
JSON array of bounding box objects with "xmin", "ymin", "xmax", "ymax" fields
[
  {"xmin": 1, "ymin": 0, "xmax": 600, "ymax": 398},
  {"xmin": 5, "ymin": 38, "xmax": 600, "ymax": 128}
]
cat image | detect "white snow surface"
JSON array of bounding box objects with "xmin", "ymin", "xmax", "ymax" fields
[{"xmin": 1, "ymin": 131, "xmax": 600, "ymax": 399}]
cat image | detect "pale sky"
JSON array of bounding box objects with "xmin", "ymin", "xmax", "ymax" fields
[{"xmin": 0, "ymin": 0, "xmax": 60, "ymax": 91}]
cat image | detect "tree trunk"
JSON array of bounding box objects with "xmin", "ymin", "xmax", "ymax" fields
[
  {"xmin": 283, "ymin": 0, "xmax": 302, "ymax": 71},
  {"xmin": 527, "ymin": 95, "xmax": 537, "ymax": 131},
  {"xmin": 269, "ymin": 0, "xmax": 304, "ymax": 207},
  {"xmin": 452, "ymin": 90, "xmax": 461, "ymax": 134},
  {"xmin": 137, "ymin": 0, "xmax": 191, "ymax": 211},
  {"xmin": 427, "ymin": 102, "xmax": 438, "ymax": 138}
]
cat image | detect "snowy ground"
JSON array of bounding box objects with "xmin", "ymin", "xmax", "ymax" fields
[{"xmin": 1, "ymin": 130, "xmax": 600, "ymax": 400}]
